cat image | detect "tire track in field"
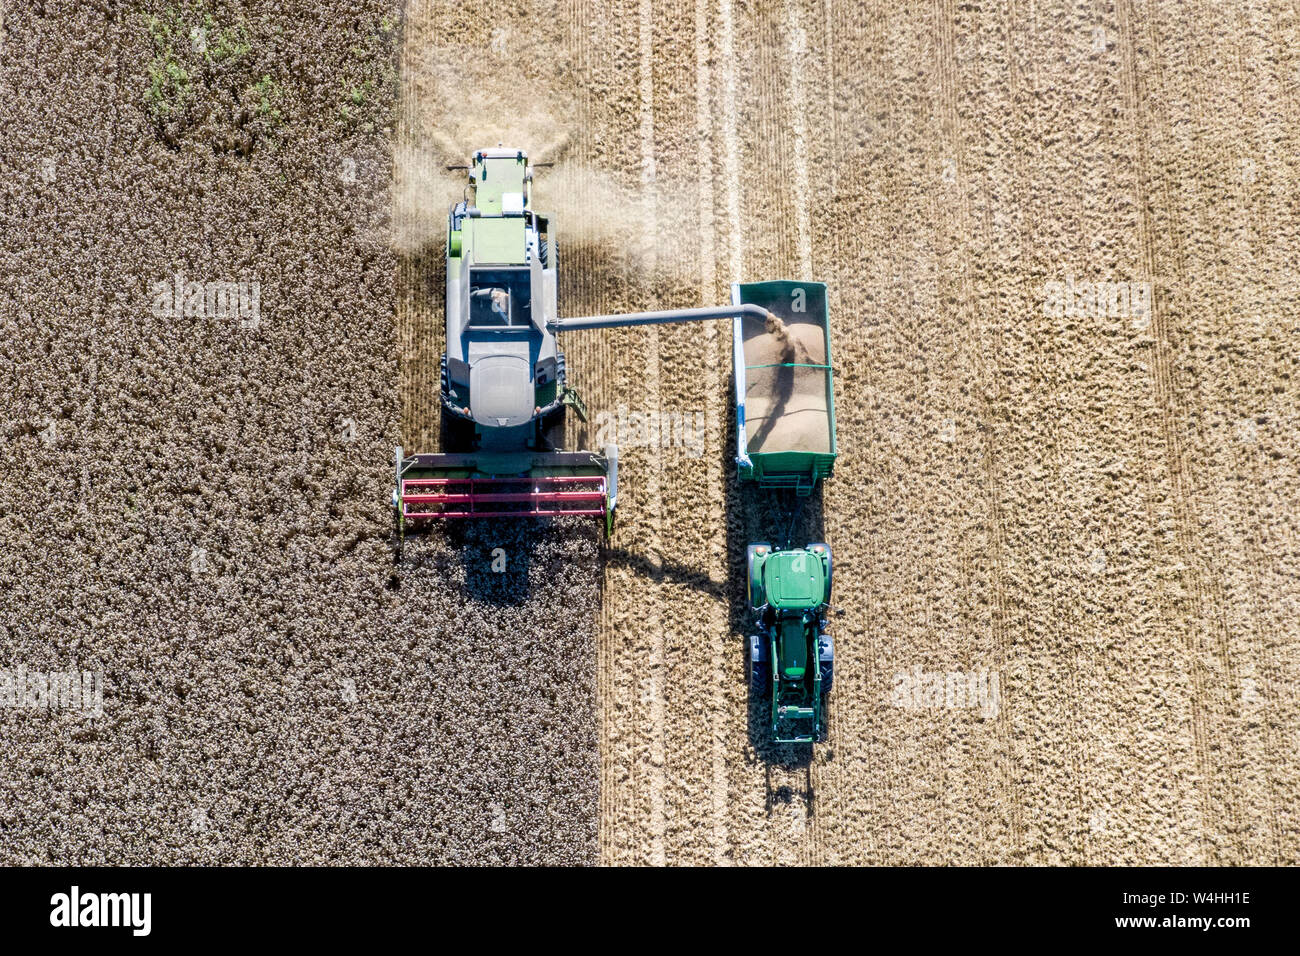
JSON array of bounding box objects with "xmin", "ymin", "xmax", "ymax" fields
[
  {"xmin": 928, "ymin": 0, "xmax": 1018, "ymax": 864},
  {"xmin": 1112, "ymin": 0, "xmax": 1211, "ymax": 864},
  {"xmin": 981, "ymin": 0, "xmax": 1031, "ymax": 861},
  {"xmin": 1006, "ymin": 0, "xmax": 1120, "ymax": 863},
  {"xmin": 811, "ymin": 0, "xmax": 917, "ymax": 864},
  {"xmin": 1115, "ymin": 0, "xmax": 1220, "ymax": 861},
  {"xmin": 1119, "ymin": 0, "xmax": 1250, "ymax": 862},
  {"xmin": 646, "ymin": 0, "xmax": 725, "ymax": 866},
  {"xmin": 1162, "ymin": 0, "xmax": 1296, "ymax": 862},
  {"xmin": 545, "ymin": 0, "xmax": 651, "ymax": 868},
  {"xmin": 807, "ymin": 0, "xmax": 851, "ymax": 864},
  {"xmin": 1157, "ymin": 0, "xmax": 1255, "ymax": 863},
  {"xmin": 785, "ymin": 0, "xmax": 814, "ymax": 281},
  {"xmin": 795, "ymin": 0, "xmax": 845, "ymax": 865},
  {"xmin": 715, "ymin": 0, "xmax": 769, "ymax": 864},
  {"xmin": 582, "ymin": 0, "xmax": 667, "ymax": 865},
  {"xmin": 1044, "ymin": 0, "xmax": 1170, "ymax": 864},
  {"xmin": 693, "ymin": 0, "xmax": 732, "ymax": 865},
  {"xmin": 1163, "ymin": 0, "xmax": 1259, "ymax": 862},
  {"xmin": 556, "ymin": 0, "xmax": 625, "ymax": 867},
  {"xmin": 634, "ymin": 0, "xmax": 669, "ymax": 868},
  {"xmin": 1222, "ymin": 0, "xmax": 1300, "ymax": 864}
]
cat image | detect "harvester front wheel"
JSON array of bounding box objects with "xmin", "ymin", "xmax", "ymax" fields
[{"xmin": 440, "ymin": 408, "xmax": 476, "ymax": 453}]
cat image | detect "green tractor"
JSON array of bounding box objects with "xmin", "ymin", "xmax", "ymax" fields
[{"xmin": 746, "ymin": 542, "xmax": 834, "ymax": 744}]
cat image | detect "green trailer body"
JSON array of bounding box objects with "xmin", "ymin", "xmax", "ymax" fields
[{"xmin": 732, "ymin": 280, "xmax": 837, "ymax": 495}]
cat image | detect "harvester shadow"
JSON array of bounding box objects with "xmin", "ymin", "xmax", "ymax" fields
[
  {"xmin": 414, "ymin": 518, "xmax": 601, "ymax": 608},
  {"xmin": 451, "ymin": 521, "xmax": 534, "ymax": 607}
]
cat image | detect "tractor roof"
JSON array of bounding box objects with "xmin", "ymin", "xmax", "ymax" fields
[{"xmin": 764, "ymin": 550, "xmax": 826, "ymax": 610}]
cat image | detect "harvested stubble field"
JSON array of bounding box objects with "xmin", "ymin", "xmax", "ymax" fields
[{"xmin": 3, "ymin": 0, "xmax": 1298, "ymax": 866}]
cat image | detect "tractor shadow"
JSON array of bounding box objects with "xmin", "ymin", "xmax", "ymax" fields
[{"xmin": 764, "ymin": 762, "xmax": 816, "ymax": 817}]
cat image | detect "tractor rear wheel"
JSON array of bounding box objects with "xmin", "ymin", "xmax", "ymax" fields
[
  {"xmin": 818, "ymin": 633, "xmax": 834, "ymax": 694},
  {"xmin": 748, "ymin": 634, "xmax": 770, "ymax": 695},
  {"xmin": 746, "ymin": 543, "xmax": 771, "ymax": 609}
]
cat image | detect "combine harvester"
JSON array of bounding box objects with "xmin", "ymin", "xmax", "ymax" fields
[{"xmin": 393, "ymin": 148, "xmax": 838, "ymax": 742}]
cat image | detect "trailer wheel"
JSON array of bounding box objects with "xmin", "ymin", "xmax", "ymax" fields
[
  {"xmin": 748, "ymin": 634, "xmax": 770, "ymax": 695},
  {"xmin": 818, "ymin": 633, "xmax": 834, "ymax": 694}
]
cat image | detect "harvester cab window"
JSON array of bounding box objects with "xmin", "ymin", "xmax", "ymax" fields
[{"xmin": 468, "ymin": 268, "xmax": 531, "ymax": 328}]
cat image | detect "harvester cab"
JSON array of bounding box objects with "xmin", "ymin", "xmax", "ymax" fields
[{"xmin": 746, "ymin": 542, "xmax": 834, "ymax": 743}]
